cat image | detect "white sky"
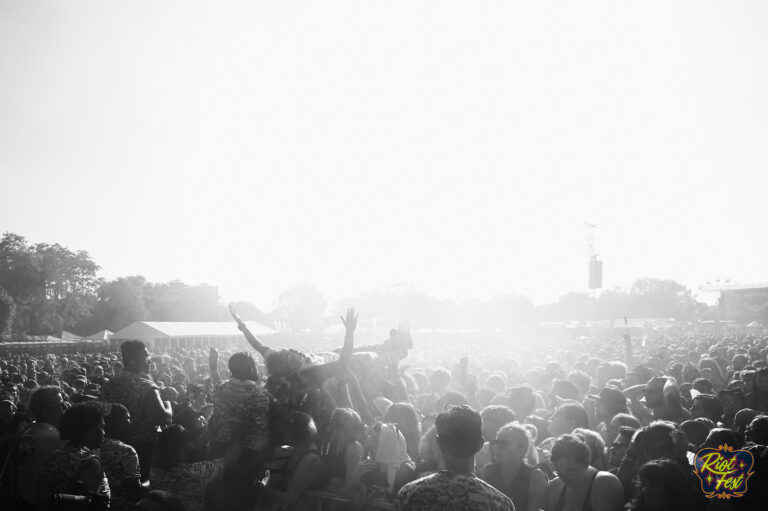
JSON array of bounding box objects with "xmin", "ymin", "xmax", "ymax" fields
[{"xmin": 1, "ymin": 1, "xmax": 767, "ymax": 310}]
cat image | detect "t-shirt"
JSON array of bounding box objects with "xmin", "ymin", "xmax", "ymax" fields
[
  {"xmin": 150, "ymin": 458, "xmax": 225, "ymax": 511},
  {"xmin": 100, "ymin": 438, "xmax": 140, "ymax": 511},
  {"xmin": 102, "ymin": 371, "xmax": 160, "ymax": 444},
  {"xmin": 209, "ymin": 379, "xmax": 270, "ymax": 452},
  {"xmin": 395, "ymin": 470, "xmax": 516, "ymax": 511},
  {"xmin": 17, "ymin": 422, "xmax": 61, "ymax": 505},
  {"xmin": 38, "ymin": 442, "xmax": 110, "ymax": 511}
]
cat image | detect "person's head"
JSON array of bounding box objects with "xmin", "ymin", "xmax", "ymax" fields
[
  {"xmin": 507, "ymin": 385, "xmax": 537, "ymax": 419},
  {"xmin": 430, "ymin": 369, "xmax": 451, "ymax": 395},
  {"xmin": 573, "ymin": 428, "xmax": 607, "ymax": 470},
  {"xmin": 492, "ymin": 422, "xmax": 532, "ymax": 466},
  {"xmin": 135, "ymin": 490, "xmax": 185, "ymax": 511},
  {"xmin": 732, "ymin": 354, "xmax": 749, "ymax": 372},
  {"xmin": 436, "ymin": 391, "xmax": 469, "ymax": 411},
  {"xmin": 718, "ymin": 388, "xmax": 746, "ymax": 417},
  {"xmin": 60, "ymin": 403, "xmax": 105, "ymax": 449},
  {"xmin": 629, "ymin": 421, "xmax": 688, "ymax": 466},
  {"xmin": 605, "ymin": 413, "xmax": 641, "ymax": 445},
  {"xmin": 329, "ymin": 408, "xmax": 363, "ymax": 445},
  {"xmin": 702, "ymin": 428, "xmax": 744, "ymax": 450},
  {"xmin": 550, "ymin": 379, "xmax": 581, "ymax": 404},
  {"xmin": 485, "ymin": 373, "xmax": 506, "ymax": 395},
  {"xmin": 105, "ymin": 403, "xmax": 131, "ymax": 440},
  {"xmin": 28, "ymin": 385, "xmax": 66, "ymax": 426},
  {"xmin": 549, "ymin": 403, "xmax": 589, "ymax": 437},
  {"xmin": 121, "ymin": 340, "xmax": 150, "ymax": 374},
  {"xmin": 480, "ymin": 405, "xmax": 516, "ymax": 442},
  {"xmin": 0, "ymin": 399, "xmax": 16, "ymax": 421},
  {"xmin": 227, "ymin": 352, "xmax": 258, "ymax": 381},
  {"xmin": 679, "ymin": 420, "xmax": 711, "ymax": 449},
  {"xmin": 691, "ymin": 394, "xmax": 724, "ymax": 422},
  {"xmin": 745, "ymin": 415, "xmax": 768, "ymax": 445},
  {"xmin": 155, "ymin": 425, "xmax": 187, "ymax": 469},
  {"xmin": 634, "ymin": 459, "xmax": 693, "ymax": 511},
  {"xmin": 551, "ymin": 434, "xmax": 591, "ymax": 485},
  {"xmin": 281, "ymin": 411, "xmax": 317, "ymax": 447},
  {"xmin": 691, "ymin": 378, "xmax": 713, "ymax": 394},
  {"xmin": 644, "ymin": 377, "xmax": 667, "ymax": 409},
  {"xmin": 596, "ymin": 386, "xmax": 628, "ymax": 421},
  {"xmin": 608, "ymin": 426, "xmax": 636, "ymax": 468},
  {"xmin": 435, "ymin": 405, "xmax": 484, "ymax": 460},
  {"xmin": 567, "ymin": 370, "xmax": 591, "ymax": 398},
  {"xmin": 755, "ymin": 368, "xmax": 768, "ymax": 393}
]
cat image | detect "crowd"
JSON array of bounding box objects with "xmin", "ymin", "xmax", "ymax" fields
[{"xmin": 1, "ymin": 307, "xmax": 768, "ymax": 511}]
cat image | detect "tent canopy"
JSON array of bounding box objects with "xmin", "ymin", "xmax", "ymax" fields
[{"xmin": 112, "ymin": 321, "xmax": 276, "ymax": 344}]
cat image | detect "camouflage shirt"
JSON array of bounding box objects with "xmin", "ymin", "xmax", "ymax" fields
[{"xmin": 395, "ymin": 470, "xmax": 516, "ymax": 511}]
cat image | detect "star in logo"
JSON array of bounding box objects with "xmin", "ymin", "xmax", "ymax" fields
[{"xmin": 706, "ymin": 474, "xmax": 713, "ymax": 485}]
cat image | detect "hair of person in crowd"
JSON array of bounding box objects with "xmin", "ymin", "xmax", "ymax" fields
[
  {"xmin": 105, "ymin": 402, "xmax": 130, "ymax": 440},
  {"xmin": 121, "ymin": 340, "xmax": 149, "ymax": 364},
  {"xmin": 701, "ymin": 427, "xmax": 745, "ymax": 450},
  {"xmin": 434, "ymin": 405, "xmax": 484, "ymax": 459},
  {"xmin": 227, "ymin": 352, "xmax": 258, "ymax": 381},
  {"xmin": 496, "ymin": 421, "xmax": 539, "ymax": 466},
  {"xmin": 281, "ymin": 411, "xmax": 318, "ymax": 447},
  {"xmin": 549, "ymin": 402, "xmax": 589, "ymax": 436},
  {"xmin": 27, "ymin": 385, "xmax": 64, "ymax": 423},
  {"xmin": 626, "ymin": 458, "xmax": 700, "ymax": 511},
  {"xmin": 435, "ymin": 391, "xmax": 469, "ymax": 411},
  {"xmin": 745, "ymin": 415, "xmax": 768, "ymax": 445},
  {"xmin": 507, "ymin": 385, "xmax": 537, "ymax": 419},
  {"xmin": 384, "ymin": 402, "xmax": 421, "ymax": 460},
  {"xmin": 155, "ymin": 424, "xmax": 188, "ymax": 470},
  {"xmin": 60, "ymin": 402, "xmax": 104, "ymax": 448},
  {"xmin": 573, "ymin": 428, "xmax": 607, "ymax": 470},
  {"xmin": 629, "ymin": 421, "xmax": 689, "ymax": 468},
  {"xmin": 550, "ymin": 434, "xmax": 590, "ymax": 467},
  {"xmin": 480, "ymin": 405, "xmax": 517, "ymax": 441}
]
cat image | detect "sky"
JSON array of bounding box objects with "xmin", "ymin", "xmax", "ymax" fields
[{"xmin": 1, "ymin": 1, "xmax": 767, "ymax": 310}]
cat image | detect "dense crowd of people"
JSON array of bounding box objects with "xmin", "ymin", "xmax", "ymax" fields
[{"xmin": 2, "ymin": 307, "xmax": 768, "ymax": 510}]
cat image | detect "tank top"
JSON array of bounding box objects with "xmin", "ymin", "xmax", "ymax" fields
[
  {"xmin": 553, "ymin": 470, "xmax": 598, "ymax": 511},
  {"xmin": 481, "ymin": 462, "xmax": 533, "ymax": 511}
]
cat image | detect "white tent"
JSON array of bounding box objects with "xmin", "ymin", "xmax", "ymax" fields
[
  {"xmin": 85, "ymin": 329, "xmax": 113, "ymax": 341},
  {"xmin": 110, "ymin": 321, "xmax": 276, "ymax": 350}
]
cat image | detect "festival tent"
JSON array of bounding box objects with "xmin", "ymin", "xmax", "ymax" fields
[
  {"xmin": 85, "ymin": 329, "xmax": 113, "ymax": 341},
  {"xmin": 110, "ymin": 321, "xmax": 276, "ymax": 350},
  {"xmin": 746, "ymin": 321, "xmax": 764, "ymax": 330}
]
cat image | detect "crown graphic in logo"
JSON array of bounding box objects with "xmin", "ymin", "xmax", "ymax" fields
[{"xmin": 693, "ymin": 444, "xmax": 755, "ymax": 499}]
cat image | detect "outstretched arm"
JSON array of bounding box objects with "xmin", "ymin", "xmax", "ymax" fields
[
  {"xmin": 339, "ymin": 307, "xmax": 358, "ymax": 367},
  {"xmin": 230, "ymin": 304, "xmax": 273, "ymax": 359},
  {"xmin": 209, "ymin": 348, "xmax": 221, "ymax": 385}
]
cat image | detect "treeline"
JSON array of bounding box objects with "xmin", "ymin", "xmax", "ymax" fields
[{"xmin": 0, "ymin": 232, "xmax": 711, "ymax": 337}]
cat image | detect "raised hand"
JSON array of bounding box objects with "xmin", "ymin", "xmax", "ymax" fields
[
  {"xmin": 209, "ymin": 347, "xmax": 218, "ymax": 366},
  {"xmin": 229, "ymin": 303, "xmax": 244, "ymax": 327},
  {"xmin": 340, "ymin": 307, "xmax": 358, "ymax": 338}
]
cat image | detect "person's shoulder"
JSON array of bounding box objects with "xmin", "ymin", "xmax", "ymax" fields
[
  {"xmin": 398, "ymin": 471, "xmax": 441, "ymax": 493},
  {"xmin": 593, "ymin": 470, "xmax": 623, "ymax": 491}
]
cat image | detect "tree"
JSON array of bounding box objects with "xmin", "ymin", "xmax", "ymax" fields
[
  {"xmin": 273, "ymin": 284, "xmax": 327, "ymax": 333},
  {"xmin": 0, "ymin": 285, "xmax": 15, "ymax": 338},
  {"xmin": 0, "ymin": 233, "xmax": 101, "ymax": 335},
  {"xmin": 628, "ymin": 278, "xmax": 702, "ymax": 319}
]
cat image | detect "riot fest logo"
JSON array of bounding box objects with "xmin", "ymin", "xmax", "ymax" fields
[{"xmin": 693, "ymin": 444, "xmax": 755, "ymax": 499}]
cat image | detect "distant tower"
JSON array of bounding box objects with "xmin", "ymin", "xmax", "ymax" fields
[{"xmin": 586, "ymin": 223, "xmax": 603, "ymax": 289}]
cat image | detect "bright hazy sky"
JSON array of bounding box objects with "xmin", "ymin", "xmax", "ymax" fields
[{"xmin": 2, "ymin": 1, "xmax": 767, "ymax": 310}]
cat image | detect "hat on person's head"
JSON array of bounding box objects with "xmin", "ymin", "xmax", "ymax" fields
[{"xmin": 595, "ymin": 386, "xmax": 626, "ymax": 409}]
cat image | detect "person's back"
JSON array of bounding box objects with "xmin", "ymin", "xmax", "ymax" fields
[
  {"xmin": 397, "ymin": 470, "xmax": 516, "ymax": 511},
  {"xmin": 395, "ymin": 405, "xmax": 514, "ymax": 511}
]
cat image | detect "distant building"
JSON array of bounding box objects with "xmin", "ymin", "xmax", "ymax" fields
[{"xmin": 110, "ymin": 321, "xmax": 276, "ymax": 351}]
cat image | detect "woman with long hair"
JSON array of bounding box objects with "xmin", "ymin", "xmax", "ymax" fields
[
  {"xmin": 625, "ymin": 459, "xmax": 701, "ymax": 511},
  {"xmin": 480, "ymin": 422, "xmax": 547, "ymax": 511}
]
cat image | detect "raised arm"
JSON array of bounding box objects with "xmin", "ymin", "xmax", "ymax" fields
[
  {"xmin": 339, "ymin": 307, "xmax": 358, "ymax": 367},
  {"xmin": 209, "ymin": 348, "xmax": 221, "ymax": 385},
  {"xmin": 230, "ymin": 304, "xmax": 273, "ymax": 359}
]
